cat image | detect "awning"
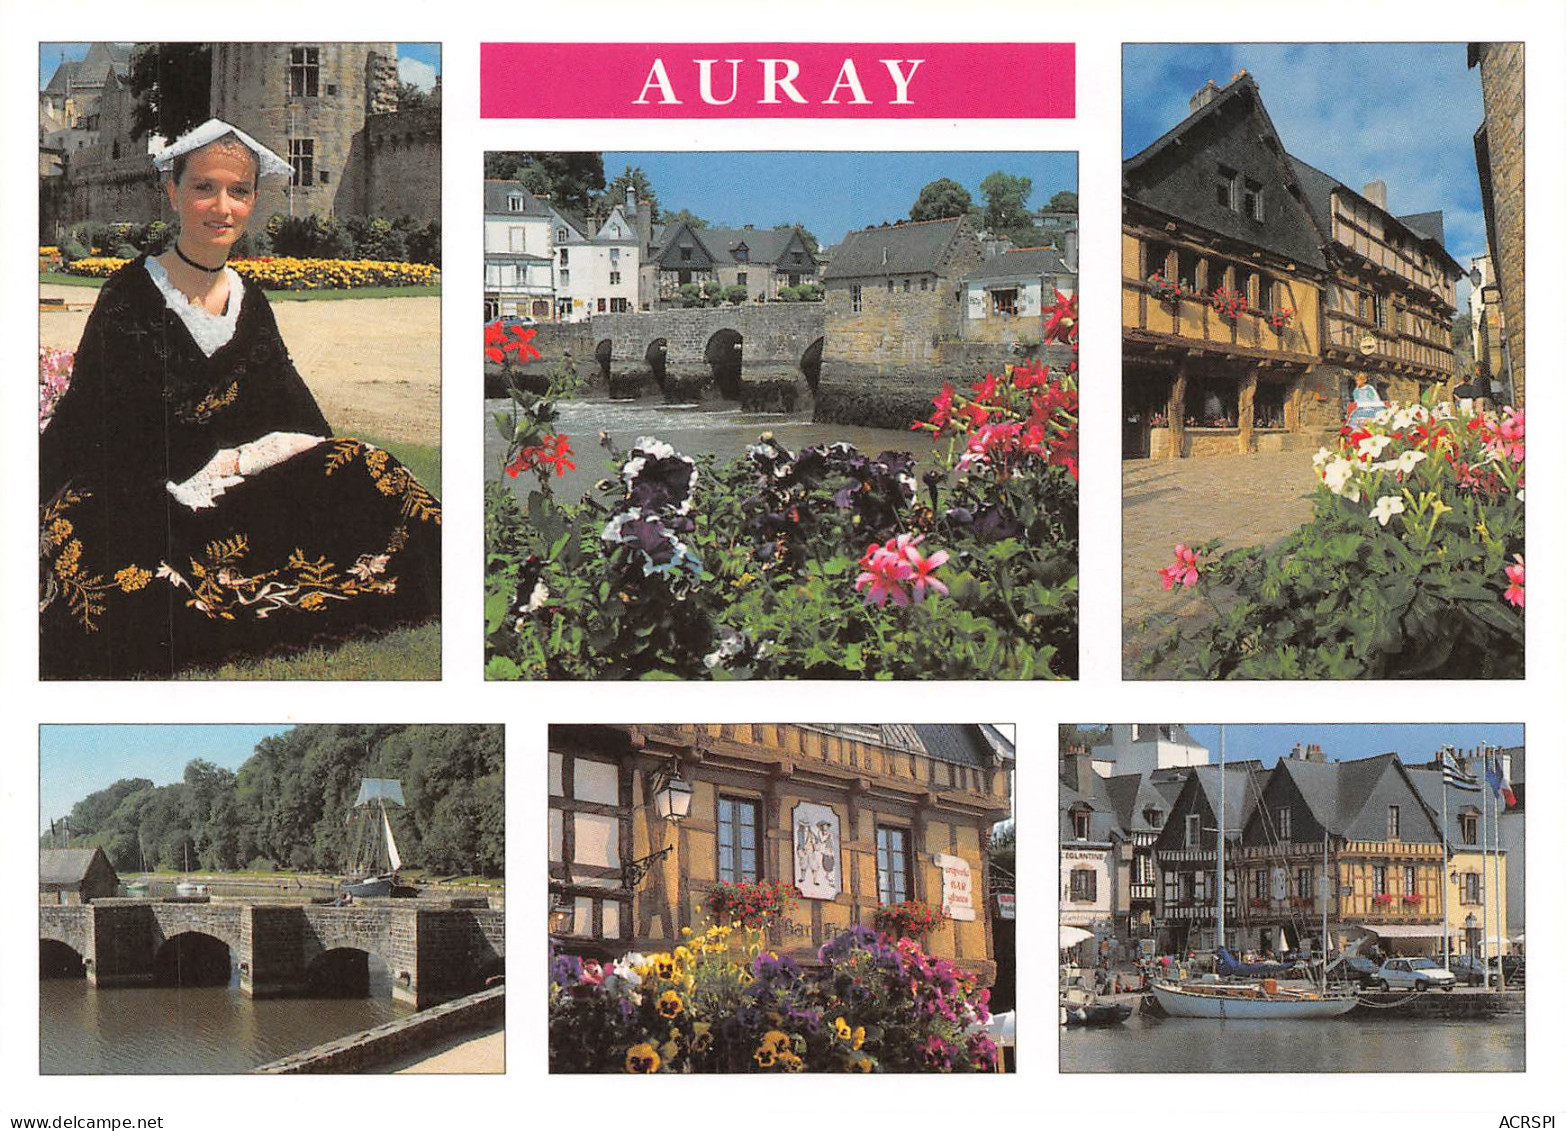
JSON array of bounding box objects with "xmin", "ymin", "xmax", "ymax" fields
[
  {"xmin": 1060, "ymin": 925, "xmax": 1094, "ymax": 948},
  {"xmin": 983, "ymin": 1010, "xmax": 1017, "ymax": 1047},
  {"xmin": 1362, "ymin": 924, "xmax": 1444, "ymax": 939}
]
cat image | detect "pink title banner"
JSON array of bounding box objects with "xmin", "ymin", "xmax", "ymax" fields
[{"xmin": 481, "ymin": 43, "xmax": 1074, "ymax": 119}]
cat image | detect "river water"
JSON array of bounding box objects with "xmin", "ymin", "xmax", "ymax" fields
[
  {"xmin": 1060, "ymin": 1011, "xmax": 1525, "ymax": 1073},
  {"xmin": 41, "ymin": 964, "xmax": 407, "ymax": 1075},
  {"xmin": 483, "ymin": 396, "xmax": 926, "ymax": 504}
]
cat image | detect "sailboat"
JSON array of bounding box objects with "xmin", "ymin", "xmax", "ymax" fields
[
  {"xmin": 342, "ymin": 777, "xmax": 410, "ymax": 898},
  {"xmin": 1151, "ymin": 727, "xmax": 1358, "ymax": 1020}
]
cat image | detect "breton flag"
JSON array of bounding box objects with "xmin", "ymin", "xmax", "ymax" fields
[
  {"xmin": 1440, "ymin": 749, "xmax": 1481, "ymax": 792},
  {"xmin": 1483, "ymin": 753, "xmax": 1518, "ymax": 808}
]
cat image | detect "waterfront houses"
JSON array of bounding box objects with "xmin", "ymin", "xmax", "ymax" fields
[
  {"xmin": 39, "ymin": 848, "xmax": 118, "ymax": 906},
  {"xmin": 961, "ymin": 247, "xmax": 1077, "ymax": 346},
  {"xmin": 548, "ymin": 724, "xmax": 1012, "ymax": 986},
  {"xmin": 549, "ymin": 202, "xmax": 640, "ymax": 321},
  {"xmin": 484, "ymin": 180, "xmax": 556, "ymax": 321},
  {"xmin": 642, "ymin": 219, "xmax": 820, "ymax": 306},
  {"xmin": 1122, "ymin": 72, "xmax": 1461, "ymax": 460}
]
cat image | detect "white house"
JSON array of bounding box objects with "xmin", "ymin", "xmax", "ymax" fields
[
  {"xmin": 484, "ymin": 180, "xmax": 555, "ymax": 321},
  {"xmin": 1090, "ymin": 724, "xmax": 1209, "ymax": 780},
  {"xmin": 549, "ymin": 203, "xmax": 640, "ymax": 322}
]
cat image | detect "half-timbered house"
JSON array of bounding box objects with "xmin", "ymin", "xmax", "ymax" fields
[
  {"xmin": 1150, "ymin": 762, "xmax": 1266, "ymax": 952},
  {"xmin": 548, "ymin": 724, "xmax": 1011, "ymax": 986}
]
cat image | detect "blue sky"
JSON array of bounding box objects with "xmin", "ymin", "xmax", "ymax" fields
[
  {"xmin": 39, "ymin": 43, "xmax": 441, "ymax": 90},
  {"xmin": 604, "ymin": 152, "xmax": 1077, "ymax": 247},
  {"xmin": 1123, "ymin": 43, "xmax": 1486, "ymax": 281},
  {"xmin": 1183, "ymin": 724, "xmax": 1523, "ymax": 768},
  {"xmin": 40, "ymin": 725, "xmax": 293, "ymax": 834}
]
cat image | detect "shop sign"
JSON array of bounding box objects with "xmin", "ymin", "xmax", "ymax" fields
[
  {"xmin": 792, "ymin": 801, "xmax": 841, "ymax": 899},
  {"xmin": 934, "ymin": 853, "xmax": 976, "ymax": 921},
  {"xmin": 996, "ymin": 892, "xmax": 1015, "ymax": 920}
]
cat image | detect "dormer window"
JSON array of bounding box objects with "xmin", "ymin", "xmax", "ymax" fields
[
  {"xmin": 1216, "ymin": 165, "xmax": 1238, "ymax": 210},
  {"xmin": 734, "ymin": 245, "xmax": 749, "ymax": 263},
  {"xmin": 1143, "ymin": 807, "xmax": 1164, "ymax": 828},
  {"xmin": 1071, "ymin": 806, "xmax": 1092, "ymax": 840},
  {"xmin": 1244, "ymin": 178, "xmax": 1264, "ymax": 221},
  {"xmin": 1185, "ymin": 813, "xmax": 1201, "ymax": 848},
  {"xmin": 610, "ymin": 224, "xmax": 621, "ymax": 237},
  {"xmin": 1275, "ymin": 806, "xmax": 1291, "ymax": 839},
  {"xmin": 508, "ymin": 193, "xmax": 523, "ymax": 213},
  {"xmin": 557, "ymin": 227, "xmax": 568, "ymax": 241}
]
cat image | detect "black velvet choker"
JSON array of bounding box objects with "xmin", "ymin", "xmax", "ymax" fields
[{"xmin": 173, "ymin": 242, "xmax": 226, "ymax": 274}]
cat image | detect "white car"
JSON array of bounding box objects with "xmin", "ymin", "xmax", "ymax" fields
[{"xmin": 1373, "ymin": 957, "xmax": 1457, "ymax": 992}]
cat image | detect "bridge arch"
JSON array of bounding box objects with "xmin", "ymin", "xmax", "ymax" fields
[
  {"xmin": 705, "ymin": 328, "xmax": 744, "ymax": 397},
  {"xmin": 594, "ymin": 339, "xmax": 613, "ymax": 383},
  {"xmin": 644, "ymin": 337, "xmax": 669, "ymax": 388},
  {"xmin": 800, "ymin": 337, "xmax": 824, "ymax": 392},
  {"xmin": 304, "ymin": 946, "xmax": 393, "ymax": 998},
  {"xmin": 152, "ymin": 930, "xmax": 233, "ymax": 987},
  {"xmin": 40, "ymin": 938, "xmax": 86, "ymax": 978}
]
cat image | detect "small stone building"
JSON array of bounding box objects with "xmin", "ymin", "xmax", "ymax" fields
[
  {"xmin": 962, "ymin": 246, "xmax": 1076, "ymax": 345},
  {"xmin": 548, "ymin": 724, "xmax": 1012, "ymax": 986},
  {"xmin": 641, "ymin": 220, "xmax": 819, "ymax": 308},
  {"xmin": 40, "ymin": 847, "xmax": 119, "ymax": 905}
]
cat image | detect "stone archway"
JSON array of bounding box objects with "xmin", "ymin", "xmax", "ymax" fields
[
  {"xmin": 800, "ymin": 337, "xmax": 824, "ymax": 393},
  {"xmin": 595, "ymin": 339, "xmax": 613, "ymax": 384},
  {"xmin": 645, "ymin": 337, "xmax": 669, "ymax": 388},
  {"xmin": 304, "ymin": 946, "xmax": 393, "ymax": 999},
  {"xmin": 152, "ymin": 931, "xmax": 233, "ymax": 987},
  {"xmin": 705, "ymin": 328, "xmax": 744, "ymax": 398},
  {"xmin": 40, "ymin": 938, "xmax": 86, "ymax": 979}
]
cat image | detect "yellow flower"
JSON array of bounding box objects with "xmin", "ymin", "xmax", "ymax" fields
[
  {"xmin": 852, "ymin": 1026, "xmax": 865, "ymax": 1050},
  {"xmin": 777, "ymin": 1050, "xmax": 805, "ymax": 1072},
  {"xmin": 673, "ymin": 946, "xmax": 693, "ymax": 964},
  {"xmin": 656, "ymin": 990, "xmax": 684, "ymax": 1019},
  {"xmin": 55, "ymin": 540, "xmax": 83, "ymax": 579},
  {"xmin": 625, "ymin": 1043, "xmax": 661, "ymax": 1074},
  {"xmin": 652, "ymin": 953, "xmax": 678, "ymax": 980},
  {"xmin": 847, "ymin": 1052, "xmax": 875, "ymax": 1073},
  {"xmin": 753, "ymin": 1045, "xmax": 777, "ymax": 1069},
  {"xmin": 834, "ymin": 1017, "xmax": 853, "ymax": 1042},
  {"xmin": 690, "ymin": 1022, "xmax": 713, "ymax": 1052},
  {"xmin": 114, "ymin": 566, "xmax": 153, "ymax": 593},
  {"xmin": 761, "ymin": 1029, "xmax": 792, "ymax": 1053}
]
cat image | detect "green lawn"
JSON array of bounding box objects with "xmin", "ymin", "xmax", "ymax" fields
[
  {"xmin": 178, "ymin": 621, "xmax": 440, "ymax": 681},
  {"xmin": 40, "ymin": 272, "xmax": 439, "ymax": 302}
]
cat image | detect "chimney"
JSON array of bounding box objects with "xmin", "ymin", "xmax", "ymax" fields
[
  {"xmin": 1307, "ymin": 743, "xmax": 1325, "ymax": 763},
  {"xmin": 744, "ymin": 223, "xmax": 754, "ymax": 230},
  {"xmin": 1362, "ymin": 180, "xmax": 1387, "ymax": 210},
  {"xmin": 1189, "ymin": 79, "xmax": 1220, "ymax": 115},
  {"xmin": 626, "ymin": 184, "xmax": 637, "ymax": 209}
]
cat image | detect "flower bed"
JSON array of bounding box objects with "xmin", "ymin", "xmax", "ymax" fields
[
  {"xmin": 1146, "ymin": 396, "xmax": 1523, "ymax": 679},
  {"xmin": 486, "ymin": 295, "xmax": 1080, "ymax": 681},
  {"xmin": 63, "ymin": 255, "xmax": 439, "ymax": 290},
  {"xmin": 549, "ymin": 923, "xmax": 997, "ymax": 1073}
]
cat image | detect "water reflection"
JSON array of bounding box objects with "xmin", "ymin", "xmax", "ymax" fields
[
  {"xmin": 42, "ymin": 958, "xmax": 407, "ymax": 1075},
  {"xmin": 1061, "ymin": 1012, "xmax": 1524, "ymax": 1073}
]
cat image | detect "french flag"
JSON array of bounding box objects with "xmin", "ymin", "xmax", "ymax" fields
[{"xmin": 1484, "ymin": 756, "xmax": 1518, "ymax": 809}]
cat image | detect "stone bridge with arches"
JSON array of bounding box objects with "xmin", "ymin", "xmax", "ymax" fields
[
  {"xmin": 40, "ymin": 898, "xmax": 502, "ymax": 1008},
  {"xmin": 588, "ymin": 305, "xmax": 826, "ymax": 396}
]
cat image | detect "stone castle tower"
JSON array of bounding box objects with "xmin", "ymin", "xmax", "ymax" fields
[{"xmin": 208, "ymin": 43, "xmax": 398, "ymax": 229}]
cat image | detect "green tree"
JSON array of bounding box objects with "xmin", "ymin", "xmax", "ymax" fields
[
  {"xmin": 980, "ymin": 171, "xmax": 1035, "ymax": 234},
  {"xmin": 910, "ymin": 178, "xmax": 973, "ymax": 222},
  {"xmin": 128, "ymin": 43, "xmax": 213, "ymax": 143},
  {"xmin": 394, "ymin": 80, "xmax": 430, "ymax": 111},
  {"xmin": 67, "ymin": 777, "xmax": 154, "ymax": 837},
  {"xmin": 1057, "ymin": 724, "xmax": 1107, "ymax": 754},
  {"xmin": 602, "ymin": 165, "xmax": 660, "ymax": 222},
  {"xmin": 484, "ymin": 152, "xmax": 606, "ymax": 216},
  {"xmin": 773, "ymin": 222, "xmax": 820, "ymax": 255},
  {"xmin": 1048, "ymin": 189, "xmax": 1079, "ymax": 212},
  {"xmin": 662, "ymin": 207, "xmax": 708, "ymax": 230}
]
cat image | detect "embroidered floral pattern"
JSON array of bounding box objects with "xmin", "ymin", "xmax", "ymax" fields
[
  {"xmin": 161, "ymin": 536, "xmax": 400, "ymax": 621},
  {"xmin": 177, "ymin": 380, "xmax": 240, "ymax": 424},
  {"xmin": 323, "ymin": 438, "xmax": 442, "ymax": 546},
  {"xmin": 40, "ymin": 489, "xmax": 152, "ymax": 630}
]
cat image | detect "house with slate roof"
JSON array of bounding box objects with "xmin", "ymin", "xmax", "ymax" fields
[
  {"xmin": 961, "ymin": 246, "xmax": 1077, "ymax": 346},
  {"xmin": 1151, "ymin": 761, "xmax": 1269, "ymax": 953},
  {"xmin": 1059, "ymin": 749, "xmax": 1120, "ymax": 948},
  {"xmin": 484, "ymin": 180, "xmax": 556, "ymax": 321},
  {"xmin": 641, "ymin": 220, "xmax": 819, "ymax": 308},
  {"xmin": 1228, "ymin": 746, "xmax": 1448, "ymax": 958},
  {"xmin": 1122, "ymin": 71, "xmax": 1460, "ymax": 460},
  {"xmin": 549, "ymin": 724, "xmax": 1010, "ymax": 986},
  {"xmin": 821, "ymin": 217, "xmax": 983, "ymax": 377},
  {"xmin": 548, "ymin": 202, "xmax": 639, "ymax": 322},
  {"xmin": 40, "ymin": 847, "xmax": 119, "ymax": 905}
]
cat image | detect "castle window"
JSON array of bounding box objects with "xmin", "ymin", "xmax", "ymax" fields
[
  {"xmin": 557, "ymin": 227, "xmax": 568, "ymax": 240},
  {"xmin": 680, "ymin": 246, "xmax": 692, "ymax": 262},
  {"xmin": 1404, "ymin": 865, "xmax": 1417, "ymax": 896},
  {"xmin": 851, "ymin": 285, "xmax": 862, "ymax": 313},
  {"xmin": 288, "ymin": 47, "xmax": 320, "ymax": 98},
  {"xmin": 1373, "ymin": 865, "xmax": 1388, "ymax": 896},
  {"xmin": 1459, "ymin": 811, "xmax": 1478, "ymax": 845},
  {"xmin": 736, "ymin": 272, "xmax": 747, "ymax": 287},
  {"xmin": 289, "ymin": 139, "xmax": 315, "ymax": 187},
  {"xmin": 734, "ymin": 245, "xmax": 749, "ymax": 263},
  {"xmin": 1275, "ymin": 806, "xmax": 1292, "ymax": 839}
]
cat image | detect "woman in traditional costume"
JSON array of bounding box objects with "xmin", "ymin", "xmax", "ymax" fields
[
  {"xmin": 1345, "ymin": 372, "xmax": 1386, "ymax": 425},
  {"xmin": 40, "ymin": 120, "xmax": 440, "ymax": 678}
]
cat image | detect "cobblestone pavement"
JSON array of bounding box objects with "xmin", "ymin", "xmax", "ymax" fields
[{"xmin": 1122, "ymin": 448, "xmax": 1319, "ymax": 677}]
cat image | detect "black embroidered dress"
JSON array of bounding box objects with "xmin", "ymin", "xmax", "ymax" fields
[{"xmin": 40, "ymin": 255, "xmax": 441, "ymax": 678}]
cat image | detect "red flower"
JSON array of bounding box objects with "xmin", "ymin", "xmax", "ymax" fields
[
  {"xmin": 485, "ymin": 321, "xmax": 542, "ymax": 365},
  {"xmin": 1043, "ymin": 290, "xmax": 1077, "ymax": 345}
]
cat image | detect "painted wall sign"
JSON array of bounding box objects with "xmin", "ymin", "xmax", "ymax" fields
[
  {"xmin": 996, "ymin": 892, "xmax": 1016, "ymax": 920},
  {"xmin": 481, "ymin": 43, "xmax": 1075, "ymax": 119},
  {"xmin": 791, "ymin": 802, "xmax": 841, "ymax": 900},
  {"xmin": 934, "ymin": 853, "xmax": 976, "ymax": 921}
]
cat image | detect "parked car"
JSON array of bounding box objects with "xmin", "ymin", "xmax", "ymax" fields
[
  {"xmin": 1330, "ymin": 956, "xmax": 1382, "ymax": 986},
  {"xmin": 1372, "ymin": 957, "xmax": 1457, "ymax": 992},
  {"xmin": 1447, "ymin": 954, "xmax": 1488, "ymax": 986}
]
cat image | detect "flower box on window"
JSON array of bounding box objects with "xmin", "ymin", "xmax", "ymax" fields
[
  {"xmin": 1208, "ymin": 286, "xmax": 1248, "ymax": 322},
  {"xmin": 1148, "ymin": 271, "xmax": 1185, "ymax": 303}
]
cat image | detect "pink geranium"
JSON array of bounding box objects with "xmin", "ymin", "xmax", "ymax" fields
[
  {"xmin": 1503, "ymin": 554, "xmax": 1525, "ymax": 609},
  {"xmin": 855, "ymin": 533, "xmax": 949, "ymax": 607},
  {"xmin": 1158, "ymin": 544, "xmax": 1201, "ymax": 591}
]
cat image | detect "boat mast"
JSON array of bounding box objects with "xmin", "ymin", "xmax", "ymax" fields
[{"xmin": 1216, "ymin": 726, "xmax": 1225, "ymax": 955}]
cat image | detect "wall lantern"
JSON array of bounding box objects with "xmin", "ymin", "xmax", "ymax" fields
[
  {"xmin": 548, "ymin": 890, "xmax": 575, "ymax": 936},
  {"xmin": 652, "ymin": 768, "xmax": 694, "ymax": 823}
]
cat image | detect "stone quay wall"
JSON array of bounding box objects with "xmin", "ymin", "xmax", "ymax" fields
[{"xmin": 254, "ymin": 985, "xmax": 505, "ymax": 1074}]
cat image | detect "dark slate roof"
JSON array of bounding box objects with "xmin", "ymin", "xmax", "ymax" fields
[
  {"xmin": 1123, "ymin": 74, "xmax": 1328, "ymax": 272},
  {"xmin": 1406, "ymin": 768, "xmax": 1486, "ymax": 845},
  {"xmin": 1188, "ymin": 764, "xmax": 1269, "ymax": 835},
  {"xmin": 964, "ymin": 247, "xmax": 1071, "ymax": 283},
  {"xmin": 910, "ymin": 724, "xmax": 1003, "ymax": 768},
  {"xmin": 483, "ymin": 180, "xmax": 554, "ymax": 217},
  {"xmin": 1284, "ymin": 155, "xmax": 1462, "ymax": 277},
  {"xmin": 39, "ymin": 847, "xmax": 110, "ymax": 886},
  {"xmin": 823, "ymin": 217, "xmax": 969, "ymax": 279},
  {"xmin": 1104, "ymin": 773, "xmax": 1170, "ymax": 835},
  {"xmin": 1273, "ymin": 754, "xmax": 1441, "ymax": 843},
  {"xmin": 700, "ymin": 227, "xmax": 799, "ymax": 264},
  {"xmin": 1060, "ymin": 775, "xmax": 1122, "ymax": 843},
  {"xmin": 43, "ymin": 43, "xmax": 131, "ymax": 94}
]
